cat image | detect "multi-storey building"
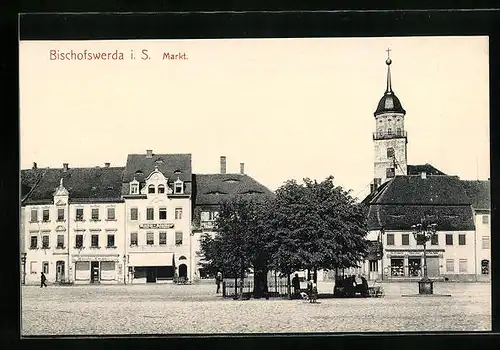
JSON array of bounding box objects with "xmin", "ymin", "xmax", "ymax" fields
[
  {"xmin": 20, "ymin": 154, "xmax": 273, "ymax": 285},
  {"xmin": 362, "ymin": 53, "xmax": 491, "ymax": 282}
]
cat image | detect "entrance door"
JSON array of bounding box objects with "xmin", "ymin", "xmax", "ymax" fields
[
  {"xmin": 56, "ymin": 261, "xmax": 65, "ymax": 282},
  {"xmin": 426, "ymin": 257, "xmax": 440, "ymax": 277},
  {"xmin": 91, "ymin": 261, "xmax": 99, "ymax": 283},
  {"xmin": 146, "ymin": 268, "xmax": 157, "ymax": 283},
  {"xmin": 179, "ymin": 264, "xmax": 187, "ymax": 279}
]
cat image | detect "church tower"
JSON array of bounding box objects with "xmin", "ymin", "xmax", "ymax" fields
[{"xmin": 372, "ymin": 50, "xmax": 408, "ymax": 189}]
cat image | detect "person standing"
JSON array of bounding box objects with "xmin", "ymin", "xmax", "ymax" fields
[
  {"xmin": 216, "ymin": 271, "xmax": 222, "ymax": 293},
  {"xmin": 292, "ymin": 273, "xmax": 300, "ymax": 297},
  {"xmin": 40, "ymin": 272, "xmax": 47, "ymax": 288},
  {"xmin": 306, "ymin": 278, "xmax": 313, "ymax": 303}
]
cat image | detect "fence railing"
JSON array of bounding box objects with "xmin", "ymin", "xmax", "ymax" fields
[{"xmin": 222, "ymin": 278, "xmax": 290, "ymax": 298}]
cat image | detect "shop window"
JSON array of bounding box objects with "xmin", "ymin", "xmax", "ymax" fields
[
  {"xmin": 408, "ymin": 258, "xmax": 421, "ymax": 277},
  {"xmin": 386, "ymin": 233, "xmax": 395, "ymax": 246},
  {"xmin": 100, "ymin": 261, "xmax": 116, "ymax": 280},
  {"xmin": 446, "ymin": 259, "xmax": 454, "ymax": 272},
  {"xmin": 390, "ymin": 258, "xmax": 404, "ymax": 276},
  {"xmin": 75, "ymin": 261, "xmax": 90, "ymax": 281},
  {"xmin": 159, "ymin": 208, "xmax": 167, "ymax": 220},
  {"xmin": 130, "ymin": 208, "xmax": 138, "ymax": 220},
  {"xmin": 459, "ymin": 259, "xmax": 468, "ymax": 273}
]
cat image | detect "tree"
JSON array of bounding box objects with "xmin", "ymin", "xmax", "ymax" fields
[{"xmin": 268, "ymin": 176, "xmax": 368, "ymax": 291}]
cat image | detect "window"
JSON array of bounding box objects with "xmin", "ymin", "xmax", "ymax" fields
[
  {"xmin": 107, "ymin": 234, "xmax": 115, "ymax": 247},
  {"xmin": 159, "ymin": 208, "xmax": 167, "ymax": 220},
  {"xmin": 387, "ymin": 127, "xmax": 393, "ymax": 135},
  {"xmin": 482, "ymin": 215, "xmax": 489, "ymax": 224},
  {"xmin": 147, "ymin": 232, "xmax": 154, "ymax": 245},
  {"xmin": 130, "ymin": 208, "xmax": 138, "ymax": 220},
  {"xmin": 481, "ymin": 260, "xmax": 489, "ymax": 275},
  {"xmin": 30, "ymin": 261, "xmax": 38, "ymax": 274},
  {"xmin": 159, "ymin": 232, "xmax": 167, "ymax": 245},
  {"xmin": 42, "ymin": 235, "xmax": 49, "ymax": 249},
  {"xmin": 148, "ymin": 185, "xmax": 155, "ymax": 194},
  {"xmin": 175, "ymin": 232, "xmax": 183, "ymax": 245},
  {"xmin": 396, "ymin": 127, "xmax": 402, "ymax": 135},
  {"xmin": 30, "ymin": 236, "xmax": 38, "ymax": 249},
  {"xmin": 458, "ymin": 234, "xmax": 466, "ymax": 246},
  {"xmin": 386, "ymin": 168, "xmax": 395, "ymax": 179},
  {"xmin": 445, "ymin": 234, "xmax": 453, "ymax": 245},
  {"xmin": 42, "ymin": 209, "xmax": 50, "ymax": 222},
  {"xmin": 431, "ymin": 234, "xmax": 438, "ymax": 245},
  {"xmin": 387, "ymin": 147, "xmax": 395, "ymax": 159},
  {"xmin": 91, "ymin": 234, "xmax": 99, "ymax": 248},
  {"xmin": 57, "ymin": 235, "xmax": 64, "ymax": 249},
  {"xmin": 75, "ymin": 235, "xmax": 83, "ymax": 248},
  {"xmin": 107, "ymin": 207, "xmax": 115, "ymax": 220},
  {"xmin": 130, "ymin": 232, "xmax": 138, "ymax": 246},
  {"xmin": 369, "ymin": 260, "xmax": 378, "ymax": 272},
  {"xmin": 76, "ymin": 208, "xmax": 84, "ymax": 221},
  {"xmin": 57, "ymin": 208, "xmax": 65, "ymax": 221},
  {"xmin": 446, "ymin": 259, "xmax": 454, "ymax": 272},
  {"xmin": 42, "ymin": 261, "xmax": 49, "ymax": 274},
  {"xmin": 130, "ymin": 182, "xmax": 139, "ymax": 194},
  {"xmin": 158, "ymin": 184, "xmax": 165, "ymax": 194},
  {"xmin": 482, "ymin": 236, "xmax": 490, "ymax": 249},
  {"xmin": 147, "ymin": 208, "xmax": 154, "ymax": 220},
  {"xmin": 459, "ymin": 259, "xmax": 468, "ymax": 273},
  {"xmin": 30, "ymin": 209, "xmax": 38, "ymax": 222},
  {"xmin": 91, "ymin": 208, "xmax": 99, "ymax": 220},
  {"xmin": 386, "ymin": 233, "xmax": 394, "ymax": 246},
  {"xmin": 401, "ymin": 234, "xmax": 409, "ymax": 246},
  {"xmin": 175, "ymin": 208, "xmax": 183, "ymax": 220},
  {"xmin": 174, "ymin": 179, "xmax": 183, "ymax": 194}
]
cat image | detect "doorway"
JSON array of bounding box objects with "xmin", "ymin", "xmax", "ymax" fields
[
  {"xmin": 90, "ymin": 261, "xmax": 99, "ymax": 283},
  {"xmin": 146, "ymin": 268, "xmax": 157, "ymax": 283},
  {"xmin": 56, "ymin": 261, "xmax": 65, "ymax": 282},
  {"xmin": 179, "ymin": 264, "xmax": 188, "ymax": 279}
]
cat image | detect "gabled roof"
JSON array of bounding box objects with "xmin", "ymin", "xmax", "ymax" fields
[
  {"xmin": 193, "ymin": 173, "xmax": 274, "ymax": 206},
  {"xmin": 122, "ymin": 153, "xmax": 192, "ymax": 184},
  {"xmin": 365, "ymin": 175, "xmax": 475, "ymax": 231},
  {"xmin": 21, "ymin": 167, "xmax": 125, "ymax": 205},
  {"xmin": 407, "ymin": 164, "xmax": 447, "ymax": 176},
  {"xmin": 461, "ymin": 180, "xmax": 490, "ymax": 210},
  {"xmin": 20, "ymin": 168, "xmax": 45, "ymax": 201}
]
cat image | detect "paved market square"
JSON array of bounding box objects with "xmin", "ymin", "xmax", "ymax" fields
[{"xmin": 21, "ymin": 281, "xmax": 491, "ymax": 335}]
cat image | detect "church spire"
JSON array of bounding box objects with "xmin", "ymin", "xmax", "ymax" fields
[{"xmin": 385, "ymin": 48, "xmax": 392, "ymax": 94}]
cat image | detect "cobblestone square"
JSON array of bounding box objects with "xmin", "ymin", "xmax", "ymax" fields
[{"xmin": 21, "ymin": 281, "xmax": 491, "ymax": 335}]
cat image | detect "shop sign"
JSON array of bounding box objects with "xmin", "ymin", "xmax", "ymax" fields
[
  {"xmin": 139, "ymin": 223, "xmax": 174, "ymax": 229},
  {"xmin": 73, "ymin": 255, "xmax": 119, "ymax": 262}
]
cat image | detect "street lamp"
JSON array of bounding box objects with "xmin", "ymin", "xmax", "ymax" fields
[
  {"xmin": 411, "ymin": 216, "xmax": 438, "ymax": 295},
  {"xmin": 21, "ymin": 253, "xmax": 27, "ymax": 285}
]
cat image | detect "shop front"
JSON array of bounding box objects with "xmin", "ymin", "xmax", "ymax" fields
[
  {"xmin": 128, "ymin": 252, "xmax": 175, "ymax": 284},
  {"xmin": 385, "ymin": 249, "xmax": 444, "ymax": 280},
  {"xmin": 72, "ymin": 254, "xmax": 121, "ymax": 284}
]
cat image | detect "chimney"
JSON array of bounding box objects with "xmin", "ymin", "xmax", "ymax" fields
[
  {"xmin": 32, "ymin": 162, "xmax": 37, "ymax": 170},
  {"xmin": 146, "ymin": 150, "xmax": 153, "ymax": 158},
  {"xmin": 421, "ymin": 171, "xmax": 427, "ymax": 179},
  {"xmin": 104, "ymin": 162, "xmax": 110, "ymax": 168},
  {"xmin": 63, "ymin": 163, "xmax": 69, "ymax": 172},
  {"xmin": 240, "ymin": 163, "xmax": 245, "ymax": 175},
  {"xmin": 370, "ymin": 183, "xmax": 375, "ymax": 193},
  {"xmin": 220, "ymin": 156, "xmax": 226, "ymax": 174}
]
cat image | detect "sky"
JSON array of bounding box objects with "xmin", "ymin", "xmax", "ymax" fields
[{"xmin": 19, "ymin": 36, "xmax": 490, "ymax": 200}]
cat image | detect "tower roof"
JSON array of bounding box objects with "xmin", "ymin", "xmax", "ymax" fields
[{"xmin": 374, "ymin": 52, "xmax": 406, "ymax": 117}]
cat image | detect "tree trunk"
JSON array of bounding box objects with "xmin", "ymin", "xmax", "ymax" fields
[
  {"xmin": 253, "ymin": 265, "xmax": 268, "ymax": 299},
  {"xmin": 287, "ymin": 272, "xmax": 292, "ymax": 299},
  {"xmin": 313, "ymin": 267, "xmax": 317, "ymax": 284},
  {"xmin": 234, "ymin": 277, "xmax": 238, "ymax": 298}
]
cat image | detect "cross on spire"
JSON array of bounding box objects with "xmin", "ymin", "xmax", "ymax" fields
[{"xmin": 386, "ymin": 47, "xmax": 391, "ymax": 59}]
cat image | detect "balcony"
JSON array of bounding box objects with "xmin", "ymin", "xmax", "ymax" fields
[{"xmin": 373, "ymin": 130, "xmax": 407, "ymax": 140}]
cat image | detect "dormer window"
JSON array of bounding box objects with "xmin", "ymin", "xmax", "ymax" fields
[
  {"xmin": 158, "ymin": 184, "xmax": 165, "ymax": 194},
  {"xmin": 130, "ymin": 178, "xmax": 139, "ymax": 195},
  {"xmin": 148, "ymin": 184, "xmax": 155, "ymax": 194},
  {"xmin": 174, "ymin": 178, "xmax": 183, "ymax": 194}
]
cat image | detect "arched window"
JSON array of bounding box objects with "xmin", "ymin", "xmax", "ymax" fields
[
  {"xmin": 387, "ymin": 127, "xmax": 393, "ymax": 135},
  {"xmin": 387, "ymin": 147, "xmax": 395, "ymax": 159},
  {"xmin": 148, "ymin": 184, "xmax": 155, "ymax": 194},
  {"xmin": 179, "ymin": 256, "xmax": 187, "ymax": 260},
  {"xmin": 174, "ymin": 178, "xmax": 183, "ymax": 194},
  {"xmin": 158, "ymin": 184, "xmax": 165, "ymax": 194},
  {"xmin": 481, "ymin": 259, "xmax": 489, "ymax": 275}
]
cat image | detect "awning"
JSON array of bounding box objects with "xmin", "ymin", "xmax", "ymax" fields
[{"xmin": 129, "ymin": 252, "xmax": 174, "ymax": 267}]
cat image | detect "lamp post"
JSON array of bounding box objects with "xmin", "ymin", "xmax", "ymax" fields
[
  {"xmin": 379, "ymin": 227, "xmax": 385, "ymax": 281},
  {"xmin": 411, "ymin": 217, "xmax": 438, "ymax": 295},
  {"xmin": 21, "ymin": 253, "xmax": 27, "ymax": 285}
]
